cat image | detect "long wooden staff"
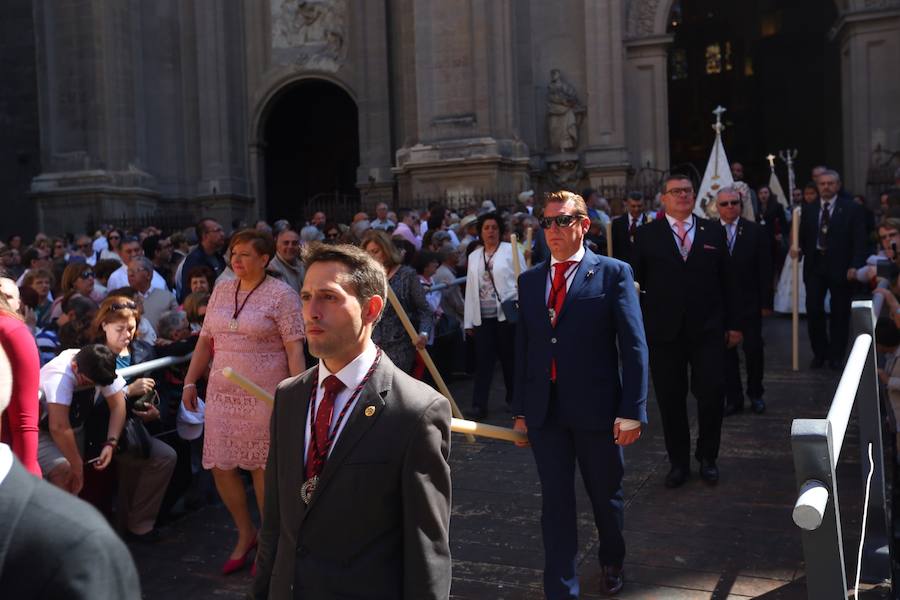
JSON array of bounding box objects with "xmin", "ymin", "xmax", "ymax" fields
[
  {"xmin": 525, "ymin": 227, "xmax": 533, "ymax": 268},
  {"xmin": 791, "ymin": 206, "xmax": 801, "ymax": 371},
  {"xmin": 510, "ymin": 233, "xmax": 521, "ymax": 278},
  {"xmin": 222, "ymin": 368, "xmax": 527, "ymax": 444},
  {"xmin": 605, "ymin": 220, "xmax": 613, "ymax": 257},
  {"xmin": 386, "ymin": 287, "xmax": 475, "ymax": 442}
]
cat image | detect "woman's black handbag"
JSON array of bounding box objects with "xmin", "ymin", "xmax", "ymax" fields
[{"xmin": 119, "ymin": 413, "xmax": 153, "ymax": 459}]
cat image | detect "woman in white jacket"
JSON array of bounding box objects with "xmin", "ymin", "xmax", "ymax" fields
[{"xmin": 464, "ymin": 213, "xmax": 525, "ymax": 419}]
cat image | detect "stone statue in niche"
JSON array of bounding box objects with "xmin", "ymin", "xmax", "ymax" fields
[
  {"xmin": 271, "ymin": 0, "xmax": 347, "ymax": 71},
  {"xmin": 546, "ymin": 69, "xmax": 584, "ymax": 153}
]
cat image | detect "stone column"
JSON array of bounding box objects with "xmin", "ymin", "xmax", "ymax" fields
[
  {"xmin": 193, "ymin": 0, "xmax": 253, "ymax": 225},
  {"xmin": 393, "ymin": 0, "xmax": 529, "ymax": 200},
  {"xmin": 833, "ymin": 3, "xmax": 900, "ymax": 195},
  {"xmin": 624, "ymin": 34, "xmax": 673, "ymax": 178},
  {"xmin": 31, "ymin": 0, "xmax": 158, "ymax": 234},
  {"xmin": 582, "ymin": 0, "xmax": 631, "ymax": 186}
]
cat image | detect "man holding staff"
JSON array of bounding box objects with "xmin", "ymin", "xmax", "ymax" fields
[
  {"xmin": 513, "ymin": 191, "xmax": 649, "ymax": 598},
  {"xmin": 252, "ymin": 243, "xmax": 452, "ymax": 600}
]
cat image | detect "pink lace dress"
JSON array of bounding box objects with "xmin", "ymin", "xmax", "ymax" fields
[{"xmin": 200, "ymin": 276, "xmax": 304, "ymax": 470}]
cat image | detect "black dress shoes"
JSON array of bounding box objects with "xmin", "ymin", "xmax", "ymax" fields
[
  {"xmin": 809, "ymin": 357, "xmax": 826, "ymax": 369},
  {"xmin": 664, "ymin": 464, "xmax": 690, "ymax": 488},
  {"xmin": 724, "ymin": 403, "xmax": 743, "ymax": 417},
  {"xmin": 600, "ymin": 565, "xmax": 624, "ymax": 595},
  {"xmin": 750, "ymin": 397, "xmax": 765, "ymax": 414},
  {"xmin": 699, "ymin": 459, "xmax": 719, "ymax": 484}
]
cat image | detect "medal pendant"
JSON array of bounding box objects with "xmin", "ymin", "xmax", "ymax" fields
[
  {"xmin": 228, "ymin": 318, "xmax": 238, "ymax": 331},
  {"xmin": 301, "ymin": 475, "xmax": 319, "ymax": 504},
  {"xmin": 548, "ymin": 307, "xmax": 556, "ymax": 322}
]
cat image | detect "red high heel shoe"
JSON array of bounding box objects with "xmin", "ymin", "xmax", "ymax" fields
[{"xmin": 221, "ymin": 539, "xmax": 258, "ymax": 576}]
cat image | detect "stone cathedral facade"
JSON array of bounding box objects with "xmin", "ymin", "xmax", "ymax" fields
[{"xmin": 6, "ymin": 0, "xmax": 899, "ymax": 235}]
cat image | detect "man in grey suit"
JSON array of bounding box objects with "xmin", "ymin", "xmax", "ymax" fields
[
  {"xmin": 0, "ymin": 330, "xmax": 141, "ymax": 599},
  {"xmin": 252, "ymin": 242, "xmax": 452, "ymax": 600}
]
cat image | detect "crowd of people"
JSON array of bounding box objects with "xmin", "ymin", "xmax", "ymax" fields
[{"xmin": 1, "ymin": 162, "xmax": 900, "ymax": 598}]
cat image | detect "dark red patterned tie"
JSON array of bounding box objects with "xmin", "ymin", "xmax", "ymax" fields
[
  {"xmin": 548, "ymin": 261, "xmax": 575, "ymax": 381},
  {"xmin": 305, "ymin": 375, "xmax": 346, "ymax": 480},
  {"xmin": 629, "ymin": 218, "xmax": 637, "ymax": 241}
]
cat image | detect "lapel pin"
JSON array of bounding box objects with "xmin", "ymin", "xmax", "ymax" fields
[
  {"xmin": 586, "ymin": 269, "xmax": 594, "ymax": 279},
  {"xmin": 364, "ymin": 406, "xmax": 376, "ymax": 417}
]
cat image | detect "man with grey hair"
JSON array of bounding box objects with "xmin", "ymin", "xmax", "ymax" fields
[
  {"xmin": 128, "ymin": 256, "xmax": 178, "ymax": 331},
  {"xmin": 795, "ymin": 168, "xmax": 867, "ymax": 369},
  {"xmin": 0, "ymin": 344, "xmax": 142, "ymax": 599},
  {"xmin": 716, "ymin": 187, "xmax": 771, "ymax": 415},
  {"xmin": 268, "ymin": 227, "xmax": 305, "ymax": 294},
  {"xmin": 371, "ymin": 202, "xmax": 395, "ymax": 231}
]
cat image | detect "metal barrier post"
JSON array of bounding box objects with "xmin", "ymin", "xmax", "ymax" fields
[
  {"xmin": 791, "ymin": 418, "xmax": 848, "ymax": 600},
  {"xmin": 851, "ymin": 300, "xmax": 892, "ymax": 584}
]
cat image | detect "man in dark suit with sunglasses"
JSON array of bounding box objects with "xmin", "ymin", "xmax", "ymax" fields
[
  {"xmin": 513, "ymin": 191, "xmax": 649, "ymax": 597},
  {"xmin": 631, "ymin": 175, "xmax": 741, "ymax": 488}
]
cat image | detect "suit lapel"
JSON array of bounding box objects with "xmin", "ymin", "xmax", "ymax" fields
[
  {"xmin": 686, "ymin": 219, "xmax": 710, "ymax": 263},
  {"xmin": 286, "ymin": 371, "xmax": 315, "ymax": 533},
  {"xmin": 656, "ymin": 218, "xmax": 686, "ymax": 263},
  {"xmin": 298, "ymin": 355, "xmax": 392, "ymax": 525}
]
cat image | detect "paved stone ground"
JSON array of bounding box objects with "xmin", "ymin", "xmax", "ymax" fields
[{"xmin": 130, "ymin": 316, "xmax": 884, "ymax": 599}]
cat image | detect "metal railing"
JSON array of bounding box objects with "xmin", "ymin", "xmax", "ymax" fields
[
  {"xmin": 428, "ymin": 276, "xmax": 465, "ymax": 293},
  {"xmin": 116, "ymin": 354, "xmax": 192, "ymax": 379},
  {"xmin": 790, "ymin": 300, "xmax": 891, "ymax": 599}
]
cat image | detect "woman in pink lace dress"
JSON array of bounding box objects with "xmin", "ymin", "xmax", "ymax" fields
[{"xmin": 181, "ymin": 229, "xmax": 305, "ymax": 575}]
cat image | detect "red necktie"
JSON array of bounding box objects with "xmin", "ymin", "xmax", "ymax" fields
[
  {"xmin": 305, "ymin": 375, "xmax": 346, "ymax": 480},
  {"xmin": 629, "ymin": 218, "xmax": 637, "ymax": 240},
  {"xmin": 548, "ymin": 261, "xmax": 575, "ymax": 381}
]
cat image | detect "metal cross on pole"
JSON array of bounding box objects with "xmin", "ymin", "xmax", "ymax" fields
[{"xmin": 711, "ymin": 106, "xmax": 727, "ymax": 180}]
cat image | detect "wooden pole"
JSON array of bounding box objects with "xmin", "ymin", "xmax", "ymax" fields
[
  {"xmin": 385, "ymin": 287, "xmax": 475, "ymax": 442},
  {"xmin": 510, "ymin": 233, "xmax": 521, "ymax": 279},
  {"xmin": 222, "ymin": 367, "xmax": 527, "ymax": 444},
  {"xmin": 791, "ymin": 206, "xmax": 801, "ymax": 371},
  {"xmin": 605, "ymin": 220, "xmax": 613, "ymax": 257},
  {"xmin": 525, "ymin": 227, "xmax": 533, "ymax": 268}
]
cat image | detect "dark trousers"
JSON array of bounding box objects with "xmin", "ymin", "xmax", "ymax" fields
[
  {"xmin": 805, "ymin": 270, "xmax": 852, "ymax": 362},
  {"xmin": 649, "ymin": 328, "xmax": 725, "ymax": 466},
  {"xmin": 471, "ymin": 318, "xmax": 515, "ymax": 410},
  {"xmin": 529, "ymin": 399, "xmax": 625, "ymax": 600},
  {"xmin": 724, "ymin": 317, "xmax": 765, "ymax": 407}
]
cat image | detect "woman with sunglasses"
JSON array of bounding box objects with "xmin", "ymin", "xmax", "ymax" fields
[
  {"xmin": 101, "ymin": 229, "xmax": 124, "ymax": 264},
  {"xmin": 50, "ymin": 263, "xmax": 103, "ymax": 322},
  {"xmin": 463, "ymin": 212, "xmax": 525, "ymax": 419},
  {"xmin": 91, "ymin": 296, "xmax": 176, "ymax": 542}
]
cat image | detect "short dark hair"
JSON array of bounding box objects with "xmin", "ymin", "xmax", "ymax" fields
[
  {"xmin": 195, "ymin": 218, "xmax": 216, "ymax": 242},
  {"xmin": 21, "ymin": 246, "xmax": 43, "ymax": 267},
  {"xmin": 142, "ymin": 235, "xmax": 162, "ymax": 259},
  {"xmin": 413, "ymin": 251, "xmax": 440, "ymax": 275},
  {"xmin": 581, "ymin": 188, "xmax": 597, "ymax": 200},
  {"xmin": 660, "ymin": 174, "xmax": 694, "ymax": 194},
  {"xmin": 74, "ymin": 344, "xmax": 118, "ymax": 387},
  {"xmin": 476, "ymin": 212, "xmax": 506, "ymax": 237},
  {"xmin": 228, "ymin": 229, "xmax": 275, "ymax": 260},
  {"xmin": 627, "ymin": 191, "xmax": 644, "ymax": 202},
  {"xmin": 302, "ymin": 242, "xmax": 387, "ymax": 321},
  {"xmin": 876, "ymin": 317, "xmax": 900, "ymax": 348}
]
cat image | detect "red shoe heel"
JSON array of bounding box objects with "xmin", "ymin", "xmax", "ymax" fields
[{"xmin": 221, "ymin": 539, "xmax": 258, "ymax": 576}]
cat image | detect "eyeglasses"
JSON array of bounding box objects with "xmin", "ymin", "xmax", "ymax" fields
[
  {"xmin": 79, "ymin": 270, "xmax": 94, "ymax": 279},
  {"xmin": 111, "ymin": 301, "xmax": 137, "ymax": 311},
  {"xmin": 539, "ymin": 214, "xmax": 584, "ymax": 229},
  {"xmin": 666, "ymin": 187, "xmax": 694, "ymax": 196},
  {"xmin": 717, "ymin": 200, "xmax": 741, "ymax": 207}
]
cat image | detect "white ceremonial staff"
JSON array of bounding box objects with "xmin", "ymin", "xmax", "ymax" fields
[
  {"xmin": 780, "ymin": 149, "xmax": 800, "ymax": 372},
  {"xmin": 221, "ymin": 368, "xmax": 528, "ymax": 444}
]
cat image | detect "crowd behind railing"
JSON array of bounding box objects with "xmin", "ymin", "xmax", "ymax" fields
[{"xmin": 1, "ymin": 166, "xmax": 900, "ymax": 561}]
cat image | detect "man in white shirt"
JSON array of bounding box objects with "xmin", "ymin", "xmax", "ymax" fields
[
  {"xmin": 106, "ymin": 237, "xmax": 168, "ymax": 292},
  {"xmin": 38, "ymin": 345, "xmax": 127, "ymax": 495},
  {"xmin": 370, "ymin": 202, "xmax": 396, "ymax": 232}
]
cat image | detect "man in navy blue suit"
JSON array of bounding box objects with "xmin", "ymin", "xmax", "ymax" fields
[{"xmin": 513, "ymin": 191, "xmax": 649, "ymax": 598}]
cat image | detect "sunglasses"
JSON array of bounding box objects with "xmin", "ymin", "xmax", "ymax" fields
[
  {"xmin": 539, "ymin": 214, "xmax": 584, "ymax": 229},
  {"xmin": 79, "ymin": 270, "xmax": 94, "ymax": 279},
  {"xmin": 111, "ymin": 301, "xmax": 137, "ymax": 311},
  {"xmin": 717, "ymin": 200, "xmax": 741, "ymax": 207}
]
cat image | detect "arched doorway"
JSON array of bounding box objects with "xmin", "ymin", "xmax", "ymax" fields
[
  {"xmin": 261, "ymin": 79, "xmax": 360, "ymax": 225},
  {"xmin": 665, "ymin": 0, "xmax": 841, "ymax": 187}
]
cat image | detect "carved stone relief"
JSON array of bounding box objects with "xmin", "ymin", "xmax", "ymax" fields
[
  {"xmin": 626, "ymin": 0, "xmax": 664, "ymax": 38},
  {"xmin": 546, "ymin": 69, "xmax": 585, "ymax": 153},
  {"xmin": 271, "ymin": 0, "xmax": 347, "ymax": 71}
]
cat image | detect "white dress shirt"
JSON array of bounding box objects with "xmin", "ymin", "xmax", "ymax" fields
[
  {"xmin": 304, "ymin": 341, "xmax": 379, "ymax": 459},
  {"xmin": 106, "ymin": 264, "xmax": 168, "ymax": 293},
  {"xmin": 544, "ymin": 246, "xmax": 640, "ymax": 432},
  {"xmin": 665, "ymin": 213, "xmax": 697, "ymax": 254},
  {"xmin": 0, "ymin": 443, "xmax": 12, "ymax": 486}
]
